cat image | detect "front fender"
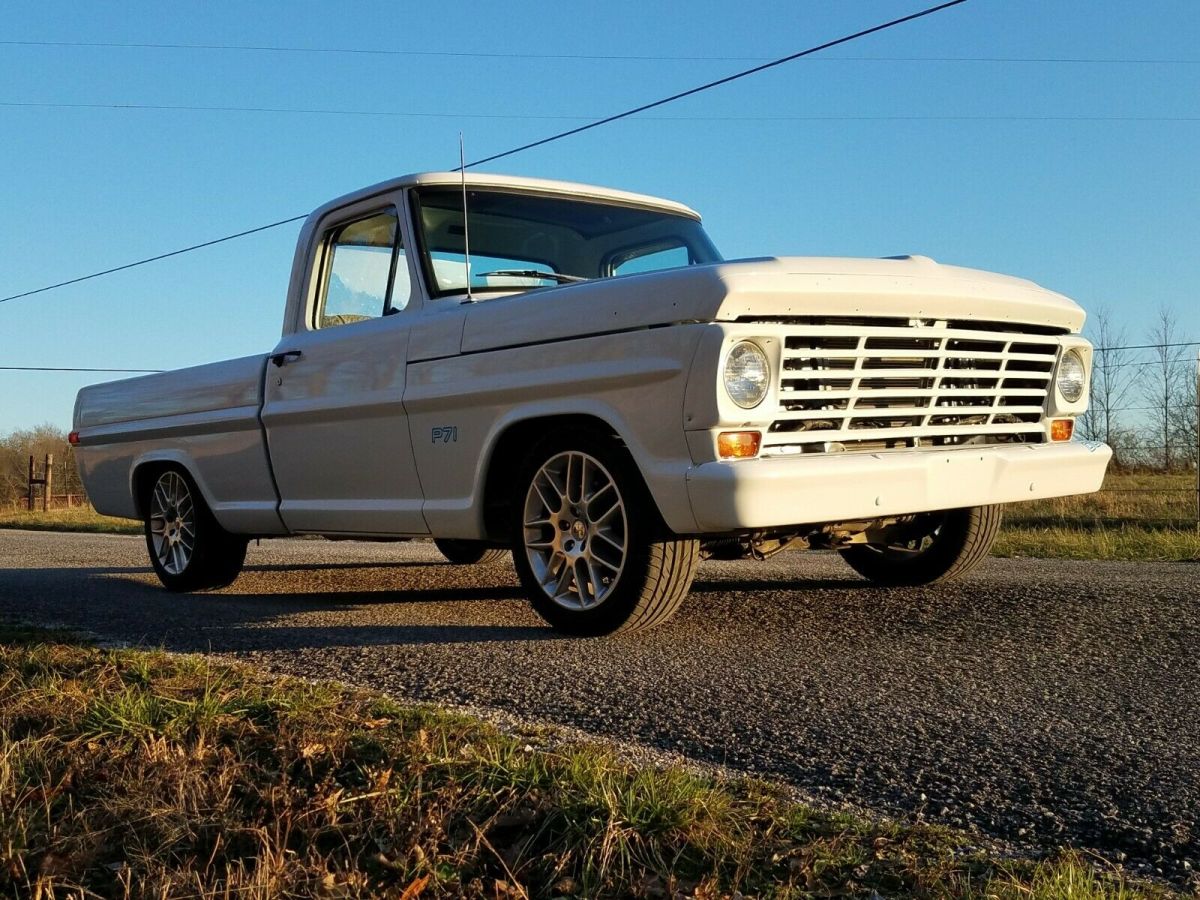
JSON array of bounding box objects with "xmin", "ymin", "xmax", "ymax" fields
[{"xmin": 404, "ymin": 325, "xmax": 709, "ymax": 537}]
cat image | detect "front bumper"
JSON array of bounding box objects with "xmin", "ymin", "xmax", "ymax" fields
[{"xmin": 685, "ymin": 440, "xmax": 1112, "ymax": 532}]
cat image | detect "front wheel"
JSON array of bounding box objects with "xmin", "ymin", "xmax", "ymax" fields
[
  {"xmin": 511, "ymin": 432, "xmax": 699, "ymax": 636},
  {"xmin": 839, "ymin": 505, "xmax": 1002, "ymax": 587},
  {"xmin": 143, "ymin": 467, "xmax": 247, "ymax": 592}
]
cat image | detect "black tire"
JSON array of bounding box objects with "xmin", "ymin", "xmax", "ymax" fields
[
  {"xmin": 434, "ymin": 538, "xmax": 507, "ymax": 565},
  {"xmin": 510, "ymin": 429, "xmax": 699, "ymax": 636},
  {"xmin": 839, "ymin": 505, "xmax": 1003, "ymax": 587},
  {"xmin": 141, "ymin": 466, "xmax": 247, "ymax": 592}
]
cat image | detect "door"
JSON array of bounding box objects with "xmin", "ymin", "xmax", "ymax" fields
[{"xmin": 261, "ymin": 207, "xmax": 428, "ymax": 535}]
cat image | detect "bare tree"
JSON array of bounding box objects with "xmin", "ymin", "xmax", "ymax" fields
[
  {"xmin": 1079, "ymin": 306, "xmax": 1139, "ymax": 465},
  {"xmin": 1141, "ymin": 307, "xmax": 1190, "ymax": 472},
  {"xmin": 1177, "ymin": 348, "xmax": 1200, "ymax": 472},
  {"xmin": 0, "ymin": 424, "xmax": 86, "ymax": 507}
]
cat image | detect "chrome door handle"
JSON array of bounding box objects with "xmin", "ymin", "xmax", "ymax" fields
[{"xmin": 270, "ymin": 350, "xmax": 302, "ymax": 367}]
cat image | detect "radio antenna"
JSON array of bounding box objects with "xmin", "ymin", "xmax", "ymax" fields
[{"xmin": 459, "ymin": 132, "xmax": 472, "ymax": 301}]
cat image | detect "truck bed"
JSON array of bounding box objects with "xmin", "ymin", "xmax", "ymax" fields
[{"xmin": 74, "ymin": 355, "xmax": 285, "ymax": 535}]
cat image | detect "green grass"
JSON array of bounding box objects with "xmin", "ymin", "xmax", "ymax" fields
[
  {"xmin": 0, "ymin": 624, "xmax": 1180, "ymax": 900},
  {"xmin": 0, "ymin": 504, "xmax": 140, "ymax": 534}
]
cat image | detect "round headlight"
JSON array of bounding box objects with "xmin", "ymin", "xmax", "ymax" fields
[
  {"xmin": 1056, "ymin": 350, "xmax": 1086, "ymax": 403},
  {"xmin": 723, "ymin": 341, "xmax": 770, "ymax": 409}
]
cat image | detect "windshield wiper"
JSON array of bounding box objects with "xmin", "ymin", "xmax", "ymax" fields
[{"xmin": 476, "ymin": 269, "xmax": 588, "ymax": 284}]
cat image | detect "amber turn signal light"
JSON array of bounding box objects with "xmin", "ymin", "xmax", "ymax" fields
[
  {"xmin": 718, "ymin": 431, "xmax": 761, "ymax": 459},
  {"xmin": 1050, "ymin": 419, "xmax": 1074, "ymax": 442}
]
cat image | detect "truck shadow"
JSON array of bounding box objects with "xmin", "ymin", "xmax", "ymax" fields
[
  {"xmin": 0, "ymin": 568, "xmax": 554, "ymax": 649},
  {"xmin": 690, "ymin": 577, "xmax": 856, "ymax": 594},
  {"xmin": 105, "ymin": 576, "xmax": 526, "ymax": 608},
  {"xmin": 2, "ymin": 561, "xmax": 882, "ymax": 654},
  {"xmin": 244, "ymin": 561, "xmax": 456, "ymax": 573},
  {"xmin": 176, "ymin": 622, "xmax": 559, "ymax": 650}
]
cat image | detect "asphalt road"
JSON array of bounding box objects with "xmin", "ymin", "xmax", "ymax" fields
[{"xmin": 1, "ymin": 529, "xmax": 1196, "ymax": 881}]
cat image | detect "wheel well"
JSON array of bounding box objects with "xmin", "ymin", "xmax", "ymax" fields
[
  {"xmin": 481, "ymin": 414, "xmax": 633, "ymax": 541},
  {"xmin": 131, "ymin": 461, "xmax": 177, "ymax": 519}
]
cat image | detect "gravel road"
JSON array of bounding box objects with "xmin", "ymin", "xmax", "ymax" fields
[{"xmin": 1, "ymin": 529, "xmax": 1196, "ymax": 881}]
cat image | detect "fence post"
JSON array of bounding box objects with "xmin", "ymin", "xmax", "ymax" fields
[
  {"xmin": 25, "ymin": 454, "xmax": 54, "ymax": 512},
  {"xmin": 43, "ymin": 454, "xmax": 53, "ymax": 513}
]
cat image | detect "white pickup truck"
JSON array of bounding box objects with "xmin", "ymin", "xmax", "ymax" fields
[{"xmin": 73, "ymin": 171, "xmax": 1111, "ymax": 634}]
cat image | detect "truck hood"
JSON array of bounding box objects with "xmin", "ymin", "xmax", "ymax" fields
[{"xmin": 459, "ymin": 255, "xmax": 1083, "ymax": 354}]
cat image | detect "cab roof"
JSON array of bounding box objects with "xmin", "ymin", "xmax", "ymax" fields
[{"xmin": 308, "ymin": 171, "xmax": 701, "ymax": 223}]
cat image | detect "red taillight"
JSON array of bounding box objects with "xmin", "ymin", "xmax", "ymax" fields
[{"xmin": 68, "ymin": 431, "xmax": 80, "ymax": 446}]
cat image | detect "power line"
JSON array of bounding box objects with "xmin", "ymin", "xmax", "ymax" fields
[
  {"xmin": 464, "ymin": 0, "xmax": 973, "ymax": 169},
  {"xmin": 1101, "ymin": 404, "xmax": 1200, "ymax": 413},
  {"xmin": 1095, "ymin": 340, "xmax": 1200, "ymax": 352},
  {"xmin": 0, "ymin": 366, "xmax": 164, "ymax": 373},
  {"xmin": 1091, "ymin": 487, "xmax": 1195, "ymax": 493},
  {"xmin": 4, "ymin": 39, "xmax": 1194, "ymax": 64},
  {"xmin": 5, "ymin": 100, "xmax": 1198, "ymax": 124},
  {"xmin": 0, "ymin": 215, "xmax": 306, "ymax": 304},
  {"xmin": 0, "ymin": 0, "xmax": 972, "ymax": 305},
  {"xmin": 1088, "ymin": 358, "xmax": 1196, "ymax": 373}
]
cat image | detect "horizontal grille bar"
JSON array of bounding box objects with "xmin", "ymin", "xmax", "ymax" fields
[
  {"xmin": 777, "ymin": 369, "xmax": 1051, "ymax": 388},
  {"xmin": 767, "ymin": 422, "xmax": 1043, "ymax": 442},
  {"xmin": 783, "ymin": 348, "xmax": 1056, "ymax": 363},
  {"xmin": 779, "ymin": 385, "xmax": 1044, "ymax": 401},
  {"xmin": 772, "ymin": 404, "xmax": 1047, "ymax": 422}
]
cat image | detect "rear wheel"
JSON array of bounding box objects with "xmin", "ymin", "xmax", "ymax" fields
[
  {"xmin": 839, "ymin": 505, "xmax": 1002, "ymax": 587},
  {"xmin": 511, "ymin": 431, "xmax": 699, "ymax": 636},
  {"xmin": 434, "ymin": 538, "xmax": 507, "ymax": 565},
  {"xmin": 143, "ymin": 467, "xmax": 247, "ymax": 592}
]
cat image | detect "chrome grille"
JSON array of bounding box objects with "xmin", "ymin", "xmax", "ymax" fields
[{"xmin": 764, "ymin": 320, "xmax": 1060, "ymax": 455}]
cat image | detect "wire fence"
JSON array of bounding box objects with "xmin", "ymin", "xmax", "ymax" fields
[{"xmin": 1011, "ymin": 328, "xmax": 1200, "ymax": 527}]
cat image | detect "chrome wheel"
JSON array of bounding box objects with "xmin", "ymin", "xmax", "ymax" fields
[
  {"xmin": 522, "ymin": 450, "xmax": 628, "ymax": 611},
  {"xmin": 149, "ymin": 470, "xmax": 196, "ymax": 576}
]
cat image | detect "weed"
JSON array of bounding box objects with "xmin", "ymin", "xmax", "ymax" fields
[{"xmin": 0, "ymin": 625, "xmax": 1181, "ymax": 899}]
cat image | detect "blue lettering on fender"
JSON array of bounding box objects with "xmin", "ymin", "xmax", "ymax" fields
[{"xmin": 432, "ymin": 426, "xmax": 458, "ymax": 444}]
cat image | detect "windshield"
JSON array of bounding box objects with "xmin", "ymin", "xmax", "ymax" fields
[{"xmin": 412, "ymin": 187, "xmax": 721, "ymax": 298}]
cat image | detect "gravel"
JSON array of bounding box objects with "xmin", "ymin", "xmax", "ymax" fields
[{"xmin": 0, "ymin": 529, "xmax": 1196, "ymax": 882}]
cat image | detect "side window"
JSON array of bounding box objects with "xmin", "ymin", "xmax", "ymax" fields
[
  {"xmin": 612, "ymin": 243, "xmax": 690, "ymax": 277},
  {"xmin": 317, "ymin": 211, "xmax": 407, "ymax": 328}
]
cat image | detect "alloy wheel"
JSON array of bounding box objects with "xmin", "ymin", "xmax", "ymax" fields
[
  {"xmin": 522, "ymin": 451, "xmax": 628, "ymax": 610},
  {"xmin": 149, "ymin": 471, "xmax": 196, "ymax": 575}
]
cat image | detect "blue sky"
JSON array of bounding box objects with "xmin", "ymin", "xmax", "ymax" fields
[{"xmin": 1, "ymin": 0, "xmax": 1197, "ymax": 432}]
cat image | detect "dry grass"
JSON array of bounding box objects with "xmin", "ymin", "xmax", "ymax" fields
[
  {"xmin": 994, "ymin": 525, "xmax": 1200, "ymax": 562},
  {"xmin": 1005, "ymin": 471, "xmax": 1197, "ymax": 528},
  {"xmin": 0, "ymin": 625, "xmax": 1176, "ymax": 900},
  {"xmin": 998, "ymin": 471, "xmax": 1200, "ymax": 561},
  {"xmin": 0, "ymin": 504, "xmax": 140, "ymax": 535}
]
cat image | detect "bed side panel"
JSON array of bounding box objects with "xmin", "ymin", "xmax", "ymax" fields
[{"xmin": 73, "ymin": 356, "xmax": 284, "ymax": 534}]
